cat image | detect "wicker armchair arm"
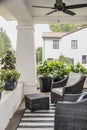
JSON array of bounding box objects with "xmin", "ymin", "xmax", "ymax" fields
[
  {"xmin": 63, "ymin": 93, "xmax": 81, "ymax": 102},
  {"xmin": 51, "ymin": 76, "xmax": 68, "ymax": 89}
]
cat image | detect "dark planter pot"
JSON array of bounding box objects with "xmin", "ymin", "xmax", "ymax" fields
[
  {"xmin": 39, "ymin": 77, "xmax": 52, "ymax": 92},
  {"xmin": 4, "ymin": 81, "xmax": 18, "ymax": 90}
]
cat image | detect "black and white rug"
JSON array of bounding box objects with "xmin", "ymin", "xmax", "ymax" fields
[{"xmin": 17, "ymin": 103, "xmax": 55, "ymax": 130}]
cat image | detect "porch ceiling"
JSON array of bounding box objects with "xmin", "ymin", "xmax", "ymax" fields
[{"xmin": 0, "ymin": 0, "xmax": 87, "ymax": 24}]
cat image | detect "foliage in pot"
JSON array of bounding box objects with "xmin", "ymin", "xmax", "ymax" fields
[
  {"xmin": 1, "ymin": 50, "xmax": 16, "ymax": 70},
  {"xmin": 0, "ymin": 69, "xmax": 20, "ymax": 90},
  {"xmin": 37, "ymin": 61, "xmax": 51, "ymax": 78},
  {"xmin": 0, "ymin": 50, "xmax": 20, "ymax": 90},
  {"xmin": 37, "ymin": 61, "xmax": 52, "ymax": 92},
  {"xmin": 37, "ymin": 60, "xmax": 70, "ymax": 91},
  {"xmin": 70, "ymin": 62, "xmax": 87, "ymax": 75},
  {"xmin": 50, "ymin": 61, "xmax": 71, "ymax": 82},
  {"xmin": 0, "ymin": 79, "xmax": 4, "ymax": 99}
]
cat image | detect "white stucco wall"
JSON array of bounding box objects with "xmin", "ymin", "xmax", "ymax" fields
[
  {"xmin": 43, "ymin": 28, "xmax": 87, "ymax": 67},
  {"xmin": 0, "ymin": 82, "xmax": 24, "ymax": 130},
  {"xmin": 43, "ymin": 38, "xmax": 62, "ymax": 60},
  {"xmin": 61, "ymin": 28, "xmax": 87, "ymax": 66}
]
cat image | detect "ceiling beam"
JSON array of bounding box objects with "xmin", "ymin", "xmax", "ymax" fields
[
  {"xmin": 0, "ymin": 0, "xmax": 32, "ymax": 23},
  {"xmin": 33, "ymin": 16, "xmax": 87, "ymax": 24}
]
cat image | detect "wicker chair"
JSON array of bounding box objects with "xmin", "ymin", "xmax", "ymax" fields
[
  {"xmin": 51, "ymin": 75, "xmax": 86, "ymax": 103},
  {"xmin": 51, "ymin": 76, "xmax": 69, "ymax": 103},
  {"xmin": 54, "ymin": 92, "xmax": 87, "ymax": 130}
]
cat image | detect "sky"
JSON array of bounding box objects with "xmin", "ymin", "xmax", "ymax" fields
[{"xmin": 0, "ymin": 16, "xmax": 50, "ymax": 50}]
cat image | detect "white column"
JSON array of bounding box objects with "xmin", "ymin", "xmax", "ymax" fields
[{"xmin": 16, "ymin": 24, "xmax": 36, "ymax": 94}]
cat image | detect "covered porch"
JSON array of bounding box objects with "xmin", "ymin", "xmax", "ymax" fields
[{"xmin": 0, "ymin": 0, "xmax": 87, "ymax": 130}]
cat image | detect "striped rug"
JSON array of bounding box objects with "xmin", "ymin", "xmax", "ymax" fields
[{"xmin": 17, "ymin": 103, "xmax": 55, "ymax": 130}]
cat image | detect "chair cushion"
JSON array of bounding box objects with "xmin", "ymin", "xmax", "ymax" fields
[
  {"xmin": 66, "ymin": 72, "xmax": 81, "ymax": 86},
  {"xmin": 77, "ymin": 91, "xmax": 87, "ymax": 102},
  {"xmin": 52, "ymin": 87, "xmax": 63, "ymax": 96}
]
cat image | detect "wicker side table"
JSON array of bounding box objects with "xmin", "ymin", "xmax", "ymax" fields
[{"xmin": 25, "ymin": 93, "xmax": 49, "ymax": 111}]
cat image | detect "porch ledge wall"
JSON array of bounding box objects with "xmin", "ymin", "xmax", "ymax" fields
[{"xmin": 0, "ymin": 82, "xmax": 24, "ymax": 130}]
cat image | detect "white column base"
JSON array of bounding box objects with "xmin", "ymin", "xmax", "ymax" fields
[{"xmin": 24, "ymin": 83, "xmax": 37, "ymax": 94}]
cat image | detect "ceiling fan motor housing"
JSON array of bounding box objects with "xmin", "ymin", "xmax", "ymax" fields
[{"xmin": 55, "ymin": 2, "xmax": 66, "ymax": 10}]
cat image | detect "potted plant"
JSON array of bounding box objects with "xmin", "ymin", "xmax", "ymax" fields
[
  {"xmin": 37, "ymin": 61, "xmax": 52, "ymax": 92},
  {"xmin": 0, "ymin": 69, "xmax": 20, "ymax": 90},
  {"xmin": 0, "ymin": 50, "xmax": 20, "ymax": 90},
  {"xmin": 1, "ymin": 50, "xmax": 16, "ymax": 70},
  {"xmin": 51, "ymin": 61, "xmax": 70, "ymax": 82},
  {"xmin": 0, "ymin": 79, "xmax": 4, "ymax": 99}
]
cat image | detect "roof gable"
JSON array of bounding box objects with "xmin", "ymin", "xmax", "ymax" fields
[{"xmin": 42, "ymin": 32, "xmax": 68, "ymax": 39}]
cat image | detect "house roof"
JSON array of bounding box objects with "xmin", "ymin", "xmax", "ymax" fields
[
  {"xmin": 42, "ymin": 32, "xmax": 68, "ymax": 39},
  {"xmin": 42, "ymin": 26, "xmax": 87, "ymax": 39},
  {"xmin": 64, "ymin": 26, "xmax": 87, "ymax": 37}
]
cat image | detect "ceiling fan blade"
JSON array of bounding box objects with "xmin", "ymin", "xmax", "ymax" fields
[
  {"xmin": 45, "ymin": 10, "xmax": 57, "ymax": 15},
  {"xmin": 65, "ymin": 4, "xmax": 87, "ymax": 9},
  {"xmin": 62, "ymin": 9, "xmax": 75, "ymax": 16},
  {"xmin": 32, "ymin": 5, "xmax": 54, "ymax": 9}
]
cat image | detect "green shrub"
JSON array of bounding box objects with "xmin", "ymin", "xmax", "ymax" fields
[
  {"xmin": 50, "ymin": 61, "xmax": 70, "ymax": 79},
  {"xmin": 0, "ymin": 69, "xmax": 20, "ymax": 82},
  {"xmin": 0, "ymin": 79, "xmax": 4, "ymax": 92},
  {"xmin": 70, "ymin": 62, "xmax": 87, "ymax": 75},
  {"xmin": 1, "ymin": 50, "xmax": 16, "ymax": 70},
  {"xmin": 37, "ymin": 60, "xmax": 70, "ymax": 79},
  {"xmin": 37, "ymin": 61, "xmax": 51, "ymax": 78}
]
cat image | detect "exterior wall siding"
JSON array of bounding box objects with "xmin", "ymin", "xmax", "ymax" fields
[{"xmin": 43, "ymin": 28, "xmax": 87, "ymax": 67}]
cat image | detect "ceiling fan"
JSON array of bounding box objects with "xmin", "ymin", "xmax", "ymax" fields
[{"xmin": 32, "ymin": 0, "xmax": 87, "ymax": 16}]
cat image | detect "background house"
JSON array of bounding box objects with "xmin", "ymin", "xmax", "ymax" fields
[{"xmin": 42, "ymin": 27, "xmax": 87, "ymax": 67}]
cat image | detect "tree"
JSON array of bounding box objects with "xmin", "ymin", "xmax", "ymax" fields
[
  {"xmin": 58, "ymin": 54, "xmax": 73, "ymax": 65},
  {"xmin": 49, "ymin": 24, "xmax": 86, "ymax": 32},
  {"xmin": 0, "ymin": 34, "xmax": 4, "ymax": 57},
  {"xmin": 0, "ymin": 28, "xmax": 12, "ymax": 58},
  {"xmin": 36, "ymin": 47, "xmax": 42, "ymax": 64}
]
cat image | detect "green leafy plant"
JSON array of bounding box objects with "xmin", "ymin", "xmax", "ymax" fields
[
  {"xmin": 1, "ymin": 50, "xmax": 16, "ymax": 70},
  {"xmin": 0, "ymin": 50, "xmax": 20, "ymax": 91},
  {"xmin": 58, "ymin": 54, "xmax": 73, "ymax": 65},
  {"xmin": 0, "ymin": 79, "xmax": 4, "ymax": 92},
  {"xmin": 50, "ymin": 61, "xmax": 70, "ymax": 80},
  {"xmin": 71, "ymin": 62, "xmax": 87, "ymax": 75},
  {"xmin": 0, "ymin": 69, "xmax": 20, "ymax": 82},
  {"xmin": 37, "ymin": 60, "xmax": 70, "ymax": 79},
  {"xmin": 37, "ymin": 61, "xmax": 51, "ymax": 78}
]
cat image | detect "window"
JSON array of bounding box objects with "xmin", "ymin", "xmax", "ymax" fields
[
  {"xmin": 47, "ymin": 58, "xmax": 53, "ymax": 61},
  {"xmin": 71, "ymin": 40, "xmax": 78, "ymax": 49},
  {"xmin": 82, "ymin": 55, "xmax": 87, "ymax": 64},
  {"xmin": 53, "ymin": 40, "xmax": 59, "ymax": 49}
]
